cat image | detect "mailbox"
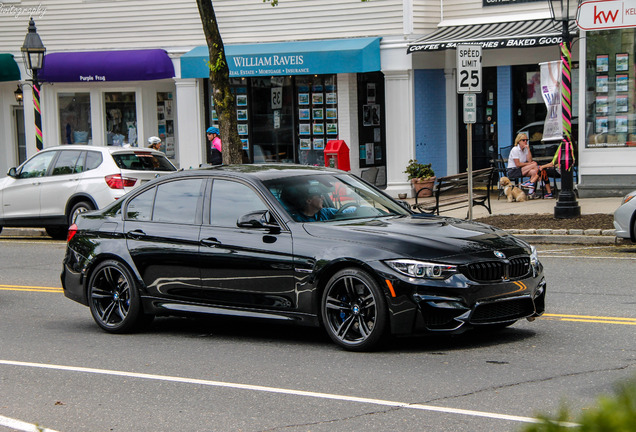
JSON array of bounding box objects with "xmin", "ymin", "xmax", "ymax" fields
[{"xmin": 324, "ymin": 140, "xmax": 350, "ymax": 171}]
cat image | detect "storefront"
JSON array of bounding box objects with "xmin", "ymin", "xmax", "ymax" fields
[
  {"xmin": 0, "ymin": 53, "xmax": 24, "ymax": 173},
  {"xmin": 180, "ymin": 37, "xmax": 385, "ymax": 180},
  {"xmin": 577, "ymin": 28, "xmax": 636, "ymax": 196},
  {"xmin": 36, "ymin": 49, "xmax": 178, "ymax": 158},
  {"xmin": 407, "ymin": 19, "xmax": 579, "ymax": 178}
]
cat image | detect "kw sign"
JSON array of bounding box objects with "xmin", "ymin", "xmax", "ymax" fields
[{"xmin": 577, "ymin": 0, "xmax": 636, "ymax": 30}]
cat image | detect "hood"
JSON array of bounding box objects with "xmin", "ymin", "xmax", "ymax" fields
[{"xmin": 302, "ymin": 215, "xmax": 531, "ymax": 263}]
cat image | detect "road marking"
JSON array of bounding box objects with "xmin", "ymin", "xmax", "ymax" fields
[
  {"xmin": 0, "ymin": 284, "xmax": 62, "ymax": 293},
  {"xmin": 0, "ymin": 414, "xmax": 60, "ymax": 432},
  {"xmin": 0, "ymin": 359, "xmax": 578, "ymax": 427},
  {"xmin": 544, "ymin": 313, "xmax": 636, "ymax": 325}
]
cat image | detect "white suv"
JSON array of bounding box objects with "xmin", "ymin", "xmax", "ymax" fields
[{"xmin": 0, "ymin": 145, "xmax": 177, "ymax": 239}]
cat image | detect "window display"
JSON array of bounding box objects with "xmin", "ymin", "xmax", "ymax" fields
[
  {"xmin": 157, "ymin": 92, "xmax": 175, "ymax": 158},
  {"xmin": 58, "ymin": 92, "xmax": 91, "ymax": 144},
  {"xmin": 105, "ymin": 91, "xmax": 137, "ymax": 146},
  {"xmin": 586, "ymin": 29, "xmax": 635, "ymax": 148}
]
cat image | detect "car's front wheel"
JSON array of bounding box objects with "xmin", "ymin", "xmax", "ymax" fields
[
  {"xmin": 321, "ymin": 268, "xmax": 388, "ymax": 351},
  {"xmin": 88, "ymin": 260, "xmax": 153, "ymax": 333}
]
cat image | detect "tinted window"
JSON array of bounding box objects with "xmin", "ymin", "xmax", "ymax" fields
[
  {"xmin": 153, "ymin": 179, "xmax": 204, "ymax": 224},
  {"xmin": 126, "ymin": 187, "xmax": 156, "ymax": 221},
  {"xmin": 51, "ymin": 150, "xmax": 83, "ymax": 176},
  {"xmin": 112, "ymin": 152, "xmax": 176, "ymax": 171},
  {"xmin": 85, "ymin": 151, "xmax": 102, "ymax": 171},
  {"xmin": 18, "ymin": 151, "xmax": 56, "ymax": 178},
  {"xmin": 210, "ymin": 180, "xmax": 267, "ymax": 227}
]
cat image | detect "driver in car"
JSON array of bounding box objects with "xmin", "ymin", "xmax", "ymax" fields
[{"xmin": 292, "ymin": 184, "xmax": 355, "ymax": 222}]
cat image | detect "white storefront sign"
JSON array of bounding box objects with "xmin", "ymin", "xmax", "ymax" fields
[{"xmin": 577, "ymin": 0, "xmax": 636, "ymax": 30}]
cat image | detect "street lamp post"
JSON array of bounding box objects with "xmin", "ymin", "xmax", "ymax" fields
[
  {"xmin": 21, "ymin": 17, "xmax": 46, "ymax": 151},
  {"xmin": 548, "ymin": 0, "xmax": 581, "ymax": 219}
]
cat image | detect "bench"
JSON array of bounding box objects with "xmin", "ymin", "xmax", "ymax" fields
[{"xmin": 412, "ymin": 167, "xmax": 495, "ymax": 216}]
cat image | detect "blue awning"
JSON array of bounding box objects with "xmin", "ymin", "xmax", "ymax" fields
[
  {"xmin": 39, "ymin": 49, "xmax": 175, "ymax": 82},
  {"xmin": 181, "ymin": 37, "xmax": 381, "ymax": 78}
]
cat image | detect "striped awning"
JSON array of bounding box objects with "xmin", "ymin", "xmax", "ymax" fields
[{"xmin": 408, "ymin": 19, "xmax": 579, "ymax": 53}]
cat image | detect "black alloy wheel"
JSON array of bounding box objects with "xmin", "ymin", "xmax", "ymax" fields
[
  {"xmin": 321, "ymin": 268, "xmax": 388, "ymax": 351},
  {"xmin": 88, "ymin": 260, "xmax": 153, "ymax": 333},
  {"xmin": 45, "ymin": 226, "xmax": 68, "ymax": 240}
]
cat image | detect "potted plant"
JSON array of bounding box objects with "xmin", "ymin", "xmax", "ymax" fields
[{"xmin": 405, "ymin": 159, "xmax": 436, "ymax": 197}]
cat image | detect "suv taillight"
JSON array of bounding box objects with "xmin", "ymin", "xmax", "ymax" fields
[
  {"xmin": 67, "ymin": 224, "xmax": 78, "ymax": 242},
  {"xmin": 105, "ymin": 174, "xmax": 137, "ymax": 189}
]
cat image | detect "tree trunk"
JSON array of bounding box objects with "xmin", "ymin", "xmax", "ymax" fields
[{"xmin": 196, "ymin": 0, "xmax": 243, "ymax": 164}]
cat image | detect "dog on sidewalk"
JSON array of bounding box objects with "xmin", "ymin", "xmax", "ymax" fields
[{"xmin": 500, "ymin": 176, "xmax": 527, "ymax": 202}]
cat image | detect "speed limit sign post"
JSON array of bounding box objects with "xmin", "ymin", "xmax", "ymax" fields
[{"xmin": 456, "ymin": 44, "xmax": 482, "ymax": 220}]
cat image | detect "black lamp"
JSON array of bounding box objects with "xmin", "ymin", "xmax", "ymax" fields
[
  {"xmin": 14, "ymin": 85, "xmax": 23, "ymax": 104},
  {"xmin": 21, "ymin": 17, "xmax": 46, "ymax": 151},
  {"xmin": 547, "ymin": 0, "xmax": 581, "ymax": 218}
]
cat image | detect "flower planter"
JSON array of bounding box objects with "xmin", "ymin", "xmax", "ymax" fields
[{"xmin": 411, "ymin": 177, "xmax": 436, "ymax": 198}]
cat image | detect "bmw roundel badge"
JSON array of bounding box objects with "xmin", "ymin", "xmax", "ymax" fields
[{"xmin": 494, "ymin": 251, "xmax": 506, "ymax": 259}]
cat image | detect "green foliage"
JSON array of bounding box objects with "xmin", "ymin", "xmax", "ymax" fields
[
  {"xmin": 404, "ymin": 159, "xmax": 434, "ymax": 180},
  {"xmin": 521, "ymin": 377, "xmax": 636, "ymax": 432}
]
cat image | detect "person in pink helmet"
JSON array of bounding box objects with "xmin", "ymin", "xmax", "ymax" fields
[{"xmin": 207, "ymin": 126, "xmax": 222, "ymax": 165}]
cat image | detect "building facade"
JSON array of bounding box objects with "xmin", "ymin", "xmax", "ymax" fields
[{"xmin": 1, "ymin": 0, "xmax": 634, "ymax": 198}]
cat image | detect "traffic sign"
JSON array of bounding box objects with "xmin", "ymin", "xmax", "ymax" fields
[
  {"xmin": 463, "ymin": 94, "xmax": 476, "ymax": 124},
  {"xmin": 457, "ymin": 45, "xmax": 482, "ymax": 94}
]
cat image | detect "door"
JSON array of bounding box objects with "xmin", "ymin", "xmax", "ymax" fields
[
  {"xmin": 124, "ymin": 178, "xmax": 205, "ymax": 301},
  {"xmin": 39, "ymin": 149, "xmax": 83, "ymax": 219},
  {"xmin": 458, "ymin": 67, "xmax": 497, "ymax": 172},
  {"xmin": 1, "ymin": 151, "xmax": 56, "ymax": 221},
  {"xmin": 198, "ymin": 178, "xmax": 295, "ymax": 310}
]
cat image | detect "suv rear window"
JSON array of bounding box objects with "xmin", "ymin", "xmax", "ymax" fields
[{"xmin": 112, "ymin": 152, "xmax": 176, "ymax": 172}]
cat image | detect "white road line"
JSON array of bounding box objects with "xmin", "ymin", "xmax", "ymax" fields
[
  {"xmin": 0, "ymin": 359, "xmax": 578, "ymax": 427},
  {"xmin": 0, "ymin": 414, "xmax": 60, "ymax": 432}
]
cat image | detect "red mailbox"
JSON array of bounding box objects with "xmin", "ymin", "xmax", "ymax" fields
[{"xmin": 324, "ymin": 140, "xmax": 350, "ymax": 171}]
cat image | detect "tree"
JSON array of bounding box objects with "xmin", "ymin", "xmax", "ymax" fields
[{"xmin": 196, "ymin": 0, "xmax": 369, "ymax": 164}]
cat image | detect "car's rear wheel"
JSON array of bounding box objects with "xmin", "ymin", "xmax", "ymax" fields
[
  {"xmin": 321, "ymin": 268, "xmax": 388, "ymax": 351},
  {"xmin": 88, "ymin": 260, "xmax": 153, "ymax": 333},
  {"xmin": 45, "ymin": 226, "xmax": 68, "ymax": 240},
  {"xmin": 69, "ymin": 201, "xmax": 94, "ymax": 225}
]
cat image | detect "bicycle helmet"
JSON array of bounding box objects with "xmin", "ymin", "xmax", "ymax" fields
[
  {"xmin": 206, "ymin": 127, "xmax": 220, "ymax": 135},
  {"xmin": 147, "ymin": 136, "xmax": 162, "ymax": 145}
]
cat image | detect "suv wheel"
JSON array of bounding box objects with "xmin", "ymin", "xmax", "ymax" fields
[
  {"xmin": 45, "ymin": 226, "xmax": 67, "ymax": 240},
  {"xmin": 69, "ymin": 201, "xmax": 94, "ymax": 225}
]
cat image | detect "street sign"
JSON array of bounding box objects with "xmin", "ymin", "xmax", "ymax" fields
[
  {"xmin": 577, "ymin": 0, "xmax": 636, "ymax": 30},
  {"xmin": 456, "ymin": 45, "xmax": 482, "ymax": 94},
  {"xmin": 463, "ymin": 94, "xmax": 476, "ymax": 124}
]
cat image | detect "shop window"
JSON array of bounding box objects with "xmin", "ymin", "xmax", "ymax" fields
[
  {"xmin": 157, "ymin": 92, "xmax": 175, "ymax": 158},
  {"xmin": 357, "ymin": 72, "xmax": 385, "ymax": 170},
  {"xmin": 105, "ymin": 92, "xmax": 137, "ymax": 146},
  {"xmin": 58, "ymin": 92, "xmax": 91, "ymax": 144},
  {"xmin": 586, "ymin": 29, "xmax": 636, "ymax": 148}
]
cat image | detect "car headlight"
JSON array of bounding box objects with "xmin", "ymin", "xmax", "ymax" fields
[
  {"xmin": 385, "ymin": 259, "xmax": 457, "ymax": 280},
  {"xmin": 530, "ymin": 245, "xmax": 539, "ymax": 267}
]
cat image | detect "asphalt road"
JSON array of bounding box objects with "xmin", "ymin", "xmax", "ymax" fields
[{"xmin": 1, "ymin": 238, "xmax": 635, "ymax": 432}]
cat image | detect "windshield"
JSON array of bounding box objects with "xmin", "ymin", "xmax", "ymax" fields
[
  {"xmin": 112, "ymin": 152, "xmax": 176, "ymax": 171},
  {"xmin": 264, "ymin": 173, "xmax": 410, "ymax": 222}
]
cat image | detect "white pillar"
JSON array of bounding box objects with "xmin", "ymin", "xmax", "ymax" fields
[
  {"xmin": 444, "ymin": 68, "xmax": 458, "ymax": 174},
  {"xmin": 383, "ymin": 70, "xmax": 414, "ymax": 197},
  {"xmin": 174, "ymin": 78, "xmax": 204, "ymax": 169},
  {"xmin": 336, "ymin": 73, "xmax": 359, "ymax": 174}
]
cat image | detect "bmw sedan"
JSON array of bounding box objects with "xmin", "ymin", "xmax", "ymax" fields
[{"xmin": 61, "ymin": 165, "xmax": 545, "ymax": 351}]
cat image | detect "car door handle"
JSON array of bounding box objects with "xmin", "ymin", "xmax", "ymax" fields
[
  {"xmin": 126, "ymin": 229, "xmax": 147, "ymax": 239},
  {"xmin": 200, "ymin": 237, "xmax": 221, "ymax": 247}
]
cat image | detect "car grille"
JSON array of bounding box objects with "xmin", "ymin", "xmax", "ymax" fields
[
  {"xmin": 462, "ymin": 257, "xmax": 530, "ymax": 282},
  {"xmin": 470, "ymin": 297, "xmax": 535, "ymax": 324}
]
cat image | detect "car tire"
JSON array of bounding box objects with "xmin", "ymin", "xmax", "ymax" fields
[
  {"xmin": 69, "ymin": 201, "xmax": 94, "ymax": 226},
  {"xmin": 321, "ymin": 268, "xmax": 388, "ymax": 351},
  {"xmin": 88, "ymin": 259, "xmax": 154, "ymax": 333},
  {"xmin": 45, "ymin": 226, "xmax": 68, "ymax": 240}
]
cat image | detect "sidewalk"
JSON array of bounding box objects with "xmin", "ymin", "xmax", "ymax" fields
[{"xmin": 0, "ymin": 195, "xmax": 627, "ymax": 244}]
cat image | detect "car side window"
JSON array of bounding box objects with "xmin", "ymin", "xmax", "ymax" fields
[
  {"xmin": 51, "ymin": 150, "xmax": 83, "ymax": 176},
  {"xmin": 210, "ymin": 179, "xmax": 268, "ymax": 228},
  {"xmin": 126, "ymin": 187, "xmax": 156, "ymax": 221},
  {"xmin": 153, "ymin": 179, "xmax": 205, "ymax": 224},
  {"xmin": 85, "ymin": 151, "xmax": 103, "ymax": 171},
  {"xmin": 18, "ymin": 152, "xmax": 56, "ymax": 179}
]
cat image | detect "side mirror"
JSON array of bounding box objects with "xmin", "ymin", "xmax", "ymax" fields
[
  {"xmin": 7, "ymin": 167, "xmax": 17, "ymax": 178},
  {"xmin": 237, "ymin": 210, "xmax": 280, "ymax": 232}
]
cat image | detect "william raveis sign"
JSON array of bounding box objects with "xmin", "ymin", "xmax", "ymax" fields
[{"xmin": 229, "ymin": 54, "xmax": 309, "ymax": 76}]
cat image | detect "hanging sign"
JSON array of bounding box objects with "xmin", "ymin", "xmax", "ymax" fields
[{"xmin": 577, "ymin": 0, "xmax": 636, "ymax": 30}]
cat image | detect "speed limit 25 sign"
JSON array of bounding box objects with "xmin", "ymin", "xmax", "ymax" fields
[{"xmin": 456, "ymin": 45, "xmax": 482, "ymax": 94}]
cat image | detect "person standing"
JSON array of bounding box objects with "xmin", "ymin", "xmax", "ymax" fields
[
  {"xmin": 207, "ymin": 126, "xmax": 222, "ymax": 165},
  {"xmin": 147, "ymin": 136, "xmax": 162, "ymax": 151}
]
